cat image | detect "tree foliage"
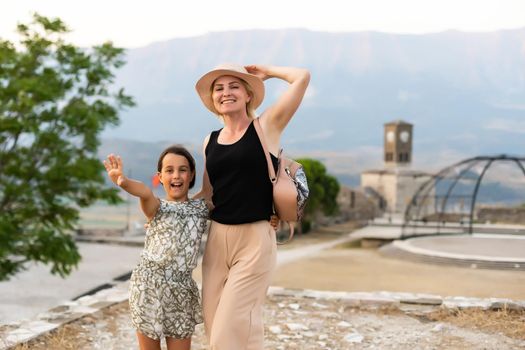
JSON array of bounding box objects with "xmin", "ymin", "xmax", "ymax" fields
[
  {"xmin": 296, "ymin": 158, "xmax": 340, "ymax": 231},
  {"xmin": 0, "ymin": 14, "xmax": 134, "ymax": 280}
]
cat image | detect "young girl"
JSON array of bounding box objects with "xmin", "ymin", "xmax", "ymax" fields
[{"xmin": 103, "ymin": 145, "xmax": 208, "ymax": 350}]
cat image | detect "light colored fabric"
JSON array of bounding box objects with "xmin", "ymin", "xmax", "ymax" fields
[
  {"xmin": 141, "ymin": 198, "xmax": 208, "ymax": 269},
  {"xmin": 202, "ymin": 220, "xmax": 277, "ymax": 350},
  {"xmin": 129, "ymin": 198, "xmax": 208, "ymax": 340}
]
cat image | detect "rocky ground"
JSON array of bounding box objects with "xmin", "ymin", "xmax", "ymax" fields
[
  {"xmin": 5, "ymin": 221, "xmax": 525, "ymax": 349},
  {"xmin": 14, "ymin": 291, "xmax": 525, "ymax": 350}
]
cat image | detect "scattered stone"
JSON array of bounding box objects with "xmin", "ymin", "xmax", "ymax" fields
[
  {"xmin": 401, "ymin": 297, "xmax": 442, "ymax": 306},
  {"xmin": 490, "ymin": 301, "xmax": 525, "ymax": 312},
  {"xmin": 432, "ymin": 323, "xmax": 445, "ymax": 332},
  {"xmin": 288, "ymin": 303, "xmax": 300, "ymax": 310},
  {"xmin": 276, "ymin": 334, "xmax": 290, "ymax": 340},
  {"xmin": 344, "ymin": 332, "xmax": 364, "ymax": 343},
  {"xmin": 286, "ymin": 323, "xmax": 308, "ymax": 331},
  {"xmin": 306, "ymin": 320, "xmax": 324, "ymax": 331},
  {"xmin": 269, "ymin": 325, "xmax": 282, "ymax": 334},
  {"xmin": 312, "ymin": 302, "xmax": 328, "ymax": 309},
  {"xmin": 292, "ymin": 310, "xmax": 308, "ymax": 315},
  {"xmin": 47, "ymin": 305, "xmax": 70, "ymax": 313},
  {"xmin": 443, "ymin": 296, "xmax": 492, "ymax": 309},
  {"xmin": 337, "ymin": 321, "xmax": 352, "ymax": 328}
]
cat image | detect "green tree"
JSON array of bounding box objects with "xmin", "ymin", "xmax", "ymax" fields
[
  {"xmin": 0, "ymin": 14, "xmax": 134, "ymax": 281},
  {"xmin": 296, "ymin": 158, "xmax": 340, "ymax": 232}
]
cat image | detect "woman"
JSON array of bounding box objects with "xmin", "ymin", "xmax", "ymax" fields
[{"xmin": 195, "ymin": 63, "xmax": 310, "ymax": 350}]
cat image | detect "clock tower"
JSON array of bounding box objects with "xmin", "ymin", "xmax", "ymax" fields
[
  {"xmin": 362, "ymin": 120, "xmax": 433, "ymax": 214},
  {"xmin": 384, "ymin": 120, "xmax": 413, "ymax": 167}
]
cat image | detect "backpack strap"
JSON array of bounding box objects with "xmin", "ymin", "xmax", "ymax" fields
[
  {"xmin": 253, "ymin": 118, "xmax": 278, "ymax": 183},
  {"xmin": 253, "ymin": 118, "xmax": 295, "ymax": 244}
]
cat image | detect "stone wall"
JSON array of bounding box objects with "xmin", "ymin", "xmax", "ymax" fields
[
  {"xmin": 335, "ymin": 186, "xmax": 380, "ymax": 221},
  {"xmin": 477, "ymin": 207, "xmax": 525, "ymax": 225}
]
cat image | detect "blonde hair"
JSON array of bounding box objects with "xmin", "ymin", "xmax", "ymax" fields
[{"xmin": 210, "ymin": 77, "xmax": 257, "ymax": 121}]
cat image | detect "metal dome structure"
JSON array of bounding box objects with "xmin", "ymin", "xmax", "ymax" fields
[{"xmin": 402, "ymin": 155, "xmax": 525, "ymax": 238}]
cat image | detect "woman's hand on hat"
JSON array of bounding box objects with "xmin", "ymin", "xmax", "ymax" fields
[{"xmin": 245, "ymin": 64, "xmax": 271, "ymax": 81}]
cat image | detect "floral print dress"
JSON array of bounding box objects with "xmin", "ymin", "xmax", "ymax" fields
[{"xmin": 129, "ymin": 198, "xmax": 208, "ymax": 340}]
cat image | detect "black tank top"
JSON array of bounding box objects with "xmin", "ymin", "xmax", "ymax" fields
[{"xmin": 205, "ymin": 121, "xmax": 278, "ymax": 224}]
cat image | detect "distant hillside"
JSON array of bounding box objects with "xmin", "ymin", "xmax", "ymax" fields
[
  {"xmin": 101, "ymin": 139, "xmax": 525, "ymax": 205},
  {"xmin": 104, "ymin": 28, "xmax": 525, "ymax": 163}
]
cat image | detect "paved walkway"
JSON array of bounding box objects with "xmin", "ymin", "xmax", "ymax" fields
[
  {"xmin": 0, "ymin": 243, "xmax": 142, "ymax": 324},
  {"xmin": 398, "ymin": 234, "xmax": 525, "ymax": 261},
  {"xmin": 276, "ymin": 234, "xmax": 355, "ymax": 267},
  {"xmin": 351, "ymin": 224, "xmax": 525, "ymax": 269}
]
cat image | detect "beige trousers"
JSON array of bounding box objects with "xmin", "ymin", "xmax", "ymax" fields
[{"xmin": 202, "ymin": 220, "xmax": 277, "ymax": 350}]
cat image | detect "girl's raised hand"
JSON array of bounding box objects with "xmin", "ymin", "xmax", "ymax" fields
[{"xmin": 103, "ymin": 154, "xmax": 125, "ymax": 186}]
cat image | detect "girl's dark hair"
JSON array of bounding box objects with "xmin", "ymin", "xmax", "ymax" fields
[{"xmin": 157, "ymin": 145, "xmax": 196, "ymax": 188}]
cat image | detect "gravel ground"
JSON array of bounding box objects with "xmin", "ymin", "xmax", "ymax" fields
[{"xmin": 17, "ymin": 293, "xmax": 525, "ymax": 350}]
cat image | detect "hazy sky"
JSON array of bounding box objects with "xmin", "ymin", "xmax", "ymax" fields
[{"xmin": 1, "ymin": 0, "xmax": 525, "ymax": 48}]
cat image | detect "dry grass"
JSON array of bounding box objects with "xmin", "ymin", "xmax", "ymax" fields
[
  {"xmin": 345, "ymin": 303, "xmax": 525, "ymax": 341},
  {"xmin": 13, "ymin": 324, "xmax": 88, "ymax": 350},
  {"xmin": 428, "ymin": 307, "xmax": 525, "ymax": 340},
  {"xmin": 14, "ymin": 303, "xmax": 127, "ymax": 350}
]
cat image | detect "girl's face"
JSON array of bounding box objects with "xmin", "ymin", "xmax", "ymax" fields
[
  {"xmin": 211, "ymin": 75, "xmax": 251, "ymax": 115},
  {"xmin": 158, "ymin": 153, "xmax": 194, "ymax": 202}
]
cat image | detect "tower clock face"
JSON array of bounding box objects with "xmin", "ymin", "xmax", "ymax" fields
[
  {"xmin": 386, "ymin": 131, "xmax": 395, "ymax": 143},
  {"xmin": 400, "ymin": 131, "xmax": 410, "ymax": 143}
]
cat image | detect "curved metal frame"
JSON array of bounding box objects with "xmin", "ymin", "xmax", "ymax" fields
[{"xmin": 402, "ymin": 155, "xmax": 525, "ymax": 238}]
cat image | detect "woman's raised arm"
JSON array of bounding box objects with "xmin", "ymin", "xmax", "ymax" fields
[{"xmin": 245, "ymin": 65, "xmax": 310, "ymax": 154}]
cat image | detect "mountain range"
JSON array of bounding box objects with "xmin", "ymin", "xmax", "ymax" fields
[{"xmin": 100, "ymin": 28, "xmax": 525, "ymax": 196}]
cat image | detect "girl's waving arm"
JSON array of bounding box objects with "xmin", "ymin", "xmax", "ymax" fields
[{"xmin": 103, "ymin": 154, "xmax": 160, "ymax": 220}]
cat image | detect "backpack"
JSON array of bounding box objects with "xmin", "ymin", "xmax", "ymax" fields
[{"xmin": 254, "ymin": 118, "xmax": 310, "ymax": 244}]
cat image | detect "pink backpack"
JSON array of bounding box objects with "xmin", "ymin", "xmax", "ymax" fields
[{"xmin": 254, "ymin": 118, "xmax": 310, "ymax": 244}]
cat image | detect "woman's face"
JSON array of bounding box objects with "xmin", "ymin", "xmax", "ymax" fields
[{"xmin": 211, "ymin": 75, "xmax": 251, "ymax": 115}]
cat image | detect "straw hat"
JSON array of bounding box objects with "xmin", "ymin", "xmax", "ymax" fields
[{"xmin": 195, "ymin": 63, "xmax": 265, "ymax": 114}]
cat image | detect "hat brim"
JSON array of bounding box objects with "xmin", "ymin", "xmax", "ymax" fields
[{"xmin": 195, "ymin": 69, "xmax": 265, "ymax": 115}]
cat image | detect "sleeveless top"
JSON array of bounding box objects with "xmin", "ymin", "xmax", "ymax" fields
[{"xmin": 205, "ymin": 120, "xmax": 278, "ymax": 224}]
